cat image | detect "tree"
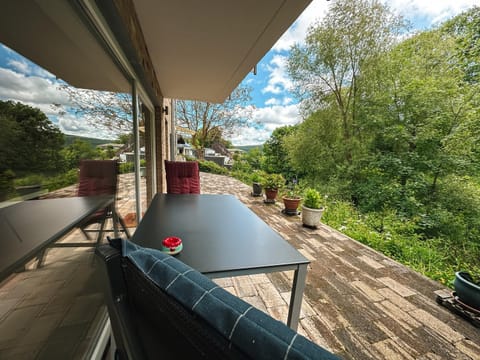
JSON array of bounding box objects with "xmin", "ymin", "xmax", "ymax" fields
[
  {"xmin": 443, "ymin": 6, "xmax": 480, "ymax": 84},
  {"xmin": 262, "ymin": 125, "xmax": 298, "ymax": 180},
  {"xmin": 53, "ymin": 85, "xmax": 132, "ymax": 137},
  {"xmin": 61, "ymin": 139, "xmax": 102, "ymax": 170},
  {"xmin": 287, "ymin": 0, "xmax": 405, "ymax": 162},
  {"xmin": 0, "ymin": 100, "xmax": 64, "ymax": 174},
  {"xmin": 283, "ymin": 108, "xmax": 345, "ymax": 187},
  {"xmin": 357, "ymin": 29, "xmax": 479, "ymax": 212},
  {"xmin": 176, "ymin": 85, "xmax": 253, "ymax": 158}
]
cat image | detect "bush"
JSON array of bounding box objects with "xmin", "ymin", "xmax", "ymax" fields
[
  {"xmin": 43, "ymin": 169, "xmax": 78, "ymax": 191},
  {"xmin": 14, "ymin": 174, "xmax": 44, "ymax": 186},
  {"xmin": 230, "ymin": 170, "xmax": 252, "ymax": 184},
  {"xmin": 119, "ymin": 162, "xmax": 135, "ymax": 174},
  {"xmin": 261, "ymin": 173, "xmax": 284, "ymax": 190},
  {"xmin": 198, "ymin": 160, "xmax": 229, "ymax": 175},
  {"xmin": 303, "ymin": 188, "xmax": 323, "ymax": 209}
]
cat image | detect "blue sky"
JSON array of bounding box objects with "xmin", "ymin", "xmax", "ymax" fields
[{"xmin": 0, "ymin": 0, "xmax": 477, "ymax": 145}]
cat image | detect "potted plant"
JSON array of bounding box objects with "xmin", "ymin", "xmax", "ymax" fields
[
  {"xmin": 251, "ymin": 171, "xmax": 264, "ymax": 197},
  {"xmin": 301, "ymin": 187, "xmax": 325, "ymax": 228},
  {"xmin": 281, "ymin": 180, "xmax": 302, "ymax": 216},
  {"xmin": 262, "ymin": 173, "xmax": 284, "ymax": 204},
  {"xmin": 453, "ymin": 271, "xmax": 480, "ymax": 310}
]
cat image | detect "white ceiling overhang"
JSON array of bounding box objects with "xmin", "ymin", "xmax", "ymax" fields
[{"xmin": 0, "ymin": 0, "xmax": 312, "ymax": 103}]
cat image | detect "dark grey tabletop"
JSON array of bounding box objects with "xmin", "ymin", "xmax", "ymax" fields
[
  {"xmin": 0, "ymin": 195, "xmax": 113, "ymax": 281},
  {"xmin": 131, "ymin": 194, "xmax": 309, "ymax": 275}
]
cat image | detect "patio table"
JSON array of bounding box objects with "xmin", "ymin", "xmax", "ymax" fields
[
  {"xmin": 131, "ymin": 193, "xmax": 310, "ymax": 330},
  {"xmin": 0, "ymin": 195, "xmax": 114, "ymax": 282}
]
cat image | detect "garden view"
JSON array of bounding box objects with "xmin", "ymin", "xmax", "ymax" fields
[{"xmin": 0, "ymin": 2, "xmax": 479, "ymax": 288}]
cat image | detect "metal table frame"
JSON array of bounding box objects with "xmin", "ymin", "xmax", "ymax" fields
[{"xmin": 0, "ymin": 195, "xmax": 115, "ymax": 282}]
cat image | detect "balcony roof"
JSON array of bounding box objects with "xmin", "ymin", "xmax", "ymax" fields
[{"xmin": 0, "ymin": 0, "xmax": 311, "ymax": 103}]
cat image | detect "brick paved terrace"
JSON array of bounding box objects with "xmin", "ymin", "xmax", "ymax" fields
[{"xmin": 0, "ymin": 172, "xmax": 479, "ymax": 359}]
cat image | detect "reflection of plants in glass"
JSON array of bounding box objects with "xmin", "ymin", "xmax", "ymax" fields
[{"xmin": 0, "ymin": 170, "xmax": 15, "ymax": 201}]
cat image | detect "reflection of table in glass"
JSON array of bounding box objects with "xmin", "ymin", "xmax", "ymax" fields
[
  {"xmin": 131, "ymin": 193, "xmax": 310, "ymax": 330},
  {"xmin": 0, "ymin": 195, "xmax": 114, "ymax": 282}
]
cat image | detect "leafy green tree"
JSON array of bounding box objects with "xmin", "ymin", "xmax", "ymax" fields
[
  {"xmin": 442, "ymin": 6, "xmax": 480, "ymax": 84},
  {"xmin": 288, "ymin": 0, "xmax": 405, "ymax": 163},
  {"xmin": 176, "ymin": 85, "xmax": 253, "ymax": 158},
  {"xmin": 359, "ymin": 29, "xmax": 479, "ymax": 212},
  {"xmin": 0, "ymin": 100, "xmax": 64, "ymax": 173},
  {"xmin": 242, "ymin": 147, "xmax": 264, "ymax": 171},
  {"xmin": 61, "ymin": 139, "xmax": 102, "ymax": 170},
  {"xmin": 262, "ymin": 125, "xmax": 298, "ymax": 180},
  {"xmin": 283, "ymin": 108, "xmax": 346, "ymax": 188}
]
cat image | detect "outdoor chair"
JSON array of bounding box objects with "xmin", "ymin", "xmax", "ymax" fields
[
  {"xmin": 35, "ymin": 160, "xmax": 130, "ymax": 267},
  {"xmin": 77, "ymin": 160, "xmax": 130, "ymax": 245},
  {"xmin": 95, "ymin": 238, "xmax": 340, "ymax": 360},
  {"xmin": 164, "ymin": 160, "xmax": 200, "ymax": 194}
]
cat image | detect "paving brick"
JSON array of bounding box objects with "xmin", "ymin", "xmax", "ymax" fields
[
  {"xmin": 255, "ymin": 282, "xmax": 286, "ymax": 308},
  {"xmin": 377, "ymin": 288, "xmax": 417, "ymax": 312},
  {"xmin": 378, "ymin": 277, "xmax": 417, "ymax": 297},
  {"xmin": 372, "ymin": 338, "xmax": 416, "ymax": 360},
  {"xmin": 357, "ymin": 255, "xmax": 385, "ymax": 269},
  {"xmin": 410, "ymin": 309, "xmax": 464, "ymax": 343},
  {"xmin": 0, "ymin": 304, "xmax": 44, "ymax": 345},
  {"xmin": 374, "ymin": 300, "xmax": 421, "ymax": 331},
  {"xmin": 232, "ymin": 275, "xmax": 257, "ymax": 298},
  {"xmin": 0, "ymin": 298, "xmax": 19, "ymax": 321},
  {"xmin": 351, "ymin": 280, "xmax": 385, "ymax": 302},
  {"xmin": 60, "ymin": 294, "xmax": 104, "ymax": 326}
]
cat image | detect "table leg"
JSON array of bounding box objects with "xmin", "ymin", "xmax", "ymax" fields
[
  {"xmin": 112, "ymin": 206, "xmax": 119, "ymax": 238},
  {"xmin": 287, "ymin": 263, "xmax": 308, "ymax": 330}
]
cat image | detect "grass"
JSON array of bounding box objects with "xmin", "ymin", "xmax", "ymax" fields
[{"xmin": 322, "ymin": 199, "xmax": 480, "ymax": 287}]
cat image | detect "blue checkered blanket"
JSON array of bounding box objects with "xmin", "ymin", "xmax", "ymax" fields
[{"xmin": 122, "ymin": 239, "xmax": 339, "ymax": 360}]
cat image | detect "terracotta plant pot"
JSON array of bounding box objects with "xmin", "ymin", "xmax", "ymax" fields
[
  {"xmin": 264, "ymin": 188, "xmax": 278, "ymax": 204},
  {"xmin": 282, "ymin": 196, "xmax": 301, "ymax": 216}
]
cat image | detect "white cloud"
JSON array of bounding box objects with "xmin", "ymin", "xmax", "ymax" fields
[
  {"xmin": 0, "ymin": 66, "xmax": 118, "ymax": 139},
  {"xmin": 228, "ymin": 126, "xmax": 272, "ymax": 146},
  {"xmin": 228, "ymin": 104, "xmax": 301, "ymax": 146},
  {"xmin": 253, "ymin": 104, "xmax": 300, "ymax": 129},
  {"xmin": 56, "ymin": 112, "xmax": 118, "ymax": 139},
  {"xmin": 0, "ymin": 67, "xmax": 69, "ymax": 106},
  {"xmin": 273, "ymin": 0, "xmax": 478, "ymax": 52},
  {"xmin": 262, "ymin": 55, "xmax": 292, "ymax": 95},
  {"xmin": 265, "ymin": 98, "xmax": 279, "ymax": 105},
  {"xmin": 386, "ymin": 0, "xmax": 478, "ymax": 25},
  {"xmin": 273, "ymin": 0, "xmax": 330, "ymax": 51},
  {"xmin": 7, "ymin": 59, "xmax": 30, "ymax": 74}
]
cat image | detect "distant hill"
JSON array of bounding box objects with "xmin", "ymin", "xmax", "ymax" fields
[
  {"xmin": 234, "ymin": 145, "xmax": 263, "ymax": 152},
  {"xmin": 63, "ymin": 134, "xmax": 113, "ymax": 147}
]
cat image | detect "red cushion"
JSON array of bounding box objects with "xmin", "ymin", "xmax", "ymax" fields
[
  {"xmin": 165, "ymin": 161, "xmax": 200, "ymax": 194},
  {"xmin": 78, "ymin": 160, "xmax": 118, "ymax": 197}
]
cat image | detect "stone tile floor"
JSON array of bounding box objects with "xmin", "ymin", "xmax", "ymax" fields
[{"xmin": 0, "ymin": 172, "xmax": 479, "ymax": 359}]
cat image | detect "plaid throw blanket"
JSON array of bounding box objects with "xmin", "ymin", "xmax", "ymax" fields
[{"xmin": 122, "ymin": 239, "xmax": 339, "ymax": 360}]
